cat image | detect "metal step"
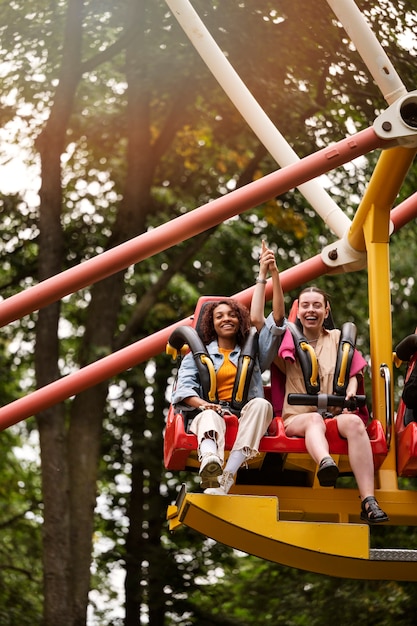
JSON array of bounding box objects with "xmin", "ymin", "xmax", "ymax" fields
[{"xmin": 370, "ymin": 549, "xmax": 417, "ymax": 561}]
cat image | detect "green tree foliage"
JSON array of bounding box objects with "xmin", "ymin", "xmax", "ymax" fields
[
  {"xmin": 193, "ymin": 556, "xmax": 417, "ymax": 626},
  {"xmin": 0, "ymin": 194, "xmax": 43, "ymax": 619},
  {"xmin": 0, "ymin": 428, "xmax": 43, "ymax": 624}
]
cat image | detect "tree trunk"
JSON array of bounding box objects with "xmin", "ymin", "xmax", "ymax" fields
[
  {"xmin": 124, "ymin": 360, "xmax": 167, "ymax": 626},
  {"xmin": 34, "ymin": 0, "xmax": 196, "ymax": 620},
  {"xmin": 124, "ymin": 378, "xmax": 147, "ymax": 626},
  {"xmin": 34, "ymin": 1, "xmax": 83, "ymax": 623},
  {"xmin": 67, "ymin": 0, "xmax": 155, "ymax": 620}
]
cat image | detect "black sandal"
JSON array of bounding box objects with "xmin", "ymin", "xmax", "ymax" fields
[
  {"xmin": 317, "ymin": 456, "xmax": 339, "ymax": 487},
  {"xmin": 360, "ymin": 496, "xmax": 389, "ymax": 524}
]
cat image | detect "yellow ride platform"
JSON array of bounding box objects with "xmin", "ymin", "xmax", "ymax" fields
[{"xmin": 167, "ymin": 484, "xmax": 417, "ymax": 581}]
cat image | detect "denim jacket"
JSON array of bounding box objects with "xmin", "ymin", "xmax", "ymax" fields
[
  {"xmin": 171, "ymin": 338, "xmax": 265, "ymax": 406},
  {"xmin": 258, "ymin": 312, "xmax": 287, "ymax": 371}
]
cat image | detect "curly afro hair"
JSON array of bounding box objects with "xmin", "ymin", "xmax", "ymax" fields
[{"xmin": 198, "ymin": 299, "xmax": 251, "ymax": 347}]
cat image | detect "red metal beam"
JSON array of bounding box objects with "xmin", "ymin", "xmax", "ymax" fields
[
  {"xmin": 0, "ymin": 127, "xmax": 384, "ymax": 327},
  {"xmin": 2, "ymin": 189, "xmax": 416, "ymax": 431},
  {"xmin": 1, "ymin": 127, "xmax": 407, "ymax": 430},
  {"xmin": 0, "ymin": 256, "xmax": 327, "ymax": 431},
  {"xmin": 391, "ymin": 191, "xmax": 417, "ymax": 232}
]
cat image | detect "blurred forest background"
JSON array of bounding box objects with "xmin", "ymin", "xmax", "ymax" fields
[{"xmin": 1, "ymin": 0, "xmax": 417, "ymax": 624}]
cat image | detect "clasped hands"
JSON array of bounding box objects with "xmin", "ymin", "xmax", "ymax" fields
[{"xmin": 199, "ymin": 402, "xmax": 224, "ymax": 415}]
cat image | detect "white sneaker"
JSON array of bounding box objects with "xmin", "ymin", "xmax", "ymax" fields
[
  {"xmin": 204, "ymin": 471, "xmax": 234, "ymax": 495},
  {"xmin": 199, "ymin": 453, "xmax": 222, "ymax": 489}
]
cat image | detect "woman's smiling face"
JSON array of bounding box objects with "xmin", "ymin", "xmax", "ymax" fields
[
  {"xmin": 212, "ymin": 303, "xmax": 239, "ymax": 341},
  {"xmin": 297, "ymin": 291, "xmax": 329, "ymax": 334}
]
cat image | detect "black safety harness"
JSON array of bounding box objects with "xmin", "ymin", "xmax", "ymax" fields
[
  {"xmin": 167, "ymin": 325, "xmax": 259, "ymax": 418},
  {"xmin": 287, "ymin": 321, "xmax": 365, "ymax": 414}
]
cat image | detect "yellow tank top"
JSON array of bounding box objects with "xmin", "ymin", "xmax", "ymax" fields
[{"xmin": 217, "ymin": 348, "xmax": 237, "ymax": 401}]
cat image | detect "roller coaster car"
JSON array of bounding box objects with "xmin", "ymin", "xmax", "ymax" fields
[
  {"xmin": 395, "ymin": 333, "xmax": 417, "ymax": 476},
  {"xmin": 164, "ymin": 297, "xmax": 387, "ymax": 485}
]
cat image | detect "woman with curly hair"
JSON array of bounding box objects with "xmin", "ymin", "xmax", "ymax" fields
[{"xmin": 171, "ymin": 297, "xmax": 282, "ymax": 494}]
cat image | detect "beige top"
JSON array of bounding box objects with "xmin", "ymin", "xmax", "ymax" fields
[{"xmin": 275, "ymin": 327, "xmax": 341, "ymax": 420}]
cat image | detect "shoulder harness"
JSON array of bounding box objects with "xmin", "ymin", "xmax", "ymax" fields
[
  {"xmin": 287, "ymin": 321, "xmax": 357, "ymax": 396},
  {"xmin": 167, "ymin": 325, "xmax": 259, "ymax": 410}
]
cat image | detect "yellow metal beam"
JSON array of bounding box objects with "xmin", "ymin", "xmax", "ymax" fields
[
  {"xmin": 347, "ymin": 146, "xmax": 416, "ymax": 252},
  {"xmin": 360, "ymin": 147, "xmax": 416, "ymax": 488}
]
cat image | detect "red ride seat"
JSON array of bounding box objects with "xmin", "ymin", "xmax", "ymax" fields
[
  {"xmin": 164, "ymin": 401, "xmax": 388, "ymax": 472},
  {"xmin": 164, "ymin": 406, "xmax": 239, "ymax": 471},
  {"xmin": 395, "ymin": 352, "xmax": 417, "ymax": 476},
  {"xmin": 164, "ymin": 296, "xmax": 388, "ymax": 475},
  {"xmin": 258, "ymin": 414, "xmax": 387, "ymax": 469}
]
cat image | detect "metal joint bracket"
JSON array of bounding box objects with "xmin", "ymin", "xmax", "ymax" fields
[
  {"xmin": 373, "ymin": 91, "xmax": 417, "ymax": 148},
  {"xmin": 320, "ymin": 233, "xmax": 367, "ymax": 271}
]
